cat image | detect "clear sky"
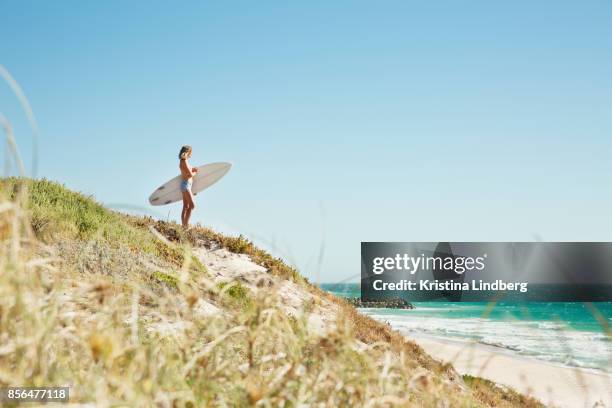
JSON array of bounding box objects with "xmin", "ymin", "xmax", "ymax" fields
[{"xmin": 1, "ymin": 1, "xmax": 611, "ymax": 282}]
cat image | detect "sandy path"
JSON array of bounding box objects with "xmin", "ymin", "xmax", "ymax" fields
[{"xmin": 195, "ymin": 246, "xmax": 337, "ymax": 334}]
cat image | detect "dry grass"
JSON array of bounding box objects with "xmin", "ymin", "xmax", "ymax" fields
[
  {"xmin": 0, "ymin": 178, "xmax": 543, "ymax": 407},
  {"xmin": 462, "ymin": 376, "xmax": 543, "ymax": 407}
]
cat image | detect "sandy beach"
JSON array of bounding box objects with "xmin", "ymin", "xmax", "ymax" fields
[{"xmin": 409, "ymin": 335, "xmax": 611, "ymax": 408}]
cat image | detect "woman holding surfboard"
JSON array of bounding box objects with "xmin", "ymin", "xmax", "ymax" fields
[
  {"xmin": 179, "ymin": 145, "xmax": 198, "ymax": 228},
  {"xmin": 148, "ymin": 148, "xmax": 231, "ymax": 225}
]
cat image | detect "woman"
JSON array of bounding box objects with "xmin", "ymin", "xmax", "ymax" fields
[{"xmin": 179, "ymin": 145, "xmax": 198, "ymax": 228}]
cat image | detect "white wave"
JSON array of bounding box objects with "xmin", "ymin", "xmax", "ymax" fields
[{"xmin": 362, "ymin": 311, "xmax": 611, "ymax": 372}]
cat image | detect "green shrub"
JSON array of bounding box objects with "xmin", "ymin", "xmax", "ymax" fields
[{"xmin": 217, "ymin": 281, "xmax": 252, "ymax": 309}]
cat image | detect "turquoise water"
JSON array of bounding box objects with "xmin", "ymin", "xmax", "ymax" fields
[{"xmin": 322, "ymin": 283, "xmax": 612, "ymax": 372}]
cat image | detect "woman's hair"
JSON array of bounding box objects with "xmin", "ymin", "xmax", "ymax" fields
[{"xmin": 178, "ymin": 145, "xmax": 192, "ymax": 160}]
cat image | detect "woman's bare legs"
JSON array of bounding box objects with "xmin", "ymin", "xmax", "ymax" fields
[{"xmin": 181, "ymin": 190, "xmax": 195, "ymax": 228}]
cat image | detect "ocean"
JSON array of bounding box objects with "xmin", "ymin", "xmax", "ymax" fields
[{"xmin": 321, "ymin": 283, "xmax": 611, "ymax": 373}]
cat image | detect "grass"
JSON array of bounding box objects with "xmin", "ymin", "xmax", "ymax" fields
[
  {"xmin": 2, "ymin": 177, "xmax": 154, "ymax": 248},
  {"xmin": 1, "ymin": 177, "xmax": 206, "ymax": 274},
  {"xmin": 462, "ymin": 375, "xmax": 541, "ymax": 407},
  {"xmin": 0, "ymin": 178, "xmax": 544, "ymax": 407},
  {"xmin": 217, "ymin": 281, "xmax": 253, "ymax": 309},
  {"xmin": 152, "ymin": 270, "xmax": 179, "ymax": 289}
]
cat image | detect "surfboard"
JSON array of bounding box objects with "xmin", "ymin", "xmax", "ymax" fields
[{"xmin": 148, "ymin": 162, "xmax": 232, "ymax": 206}]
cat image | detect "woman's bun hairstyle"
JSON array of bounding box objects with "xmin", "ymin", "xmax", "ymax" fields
[{"xmin": 179, "ymin": 145, "xmax": 192, "ymax": 160}]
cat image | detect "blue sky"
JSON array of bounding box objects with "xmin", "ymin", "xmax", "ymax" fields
[{"xmin": 1, "ymin": 1, "xmax": 611, "ymax": 282}]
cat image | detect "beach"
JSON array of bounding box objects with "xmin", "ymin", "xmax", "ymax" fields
[
  {"xmin": 322, "ymin": 285, "xmax": 611, "ymax": 406},
  {"xmin": 409, "ymin": 334, "xmax": 611, "ymax": 408}
]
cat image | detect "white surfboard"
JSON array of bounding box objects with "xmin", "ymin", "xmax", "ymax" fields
[{"xmin": 149, "ymin": 162, "xmax": 232, "ymax": 206}]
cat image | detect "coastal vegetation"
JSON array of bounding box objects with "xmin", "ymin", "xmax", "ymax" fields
[
  {"xmin": 0, "ymin": 178, "xmax": 543, "ymax": 407},
  {"xmin": 346, "ymin": 298, "xmax": 415, "ymax": 309}
]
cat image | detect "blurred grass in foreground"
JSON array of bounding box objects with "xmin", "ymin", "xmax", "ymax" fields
[{"xmin": 0, "ymin": 178, "xmax": 542, "ymax": 407}]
